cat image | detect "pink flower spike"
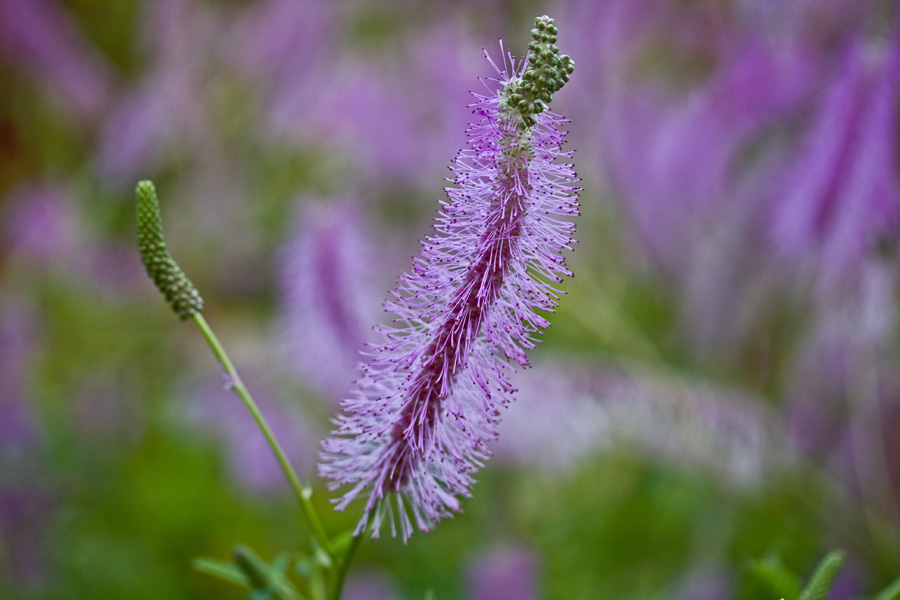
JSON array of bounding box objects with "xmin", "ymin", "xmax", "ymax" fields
[{"xmin": 319, "ymin": 16, "xmax": 579, "ymax": 540}]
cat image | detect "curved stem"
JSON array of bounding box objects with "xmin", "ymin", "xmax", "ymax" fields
[{"xmin": 191, "ymin": 313, "xmax": 334, "ymax": 557}]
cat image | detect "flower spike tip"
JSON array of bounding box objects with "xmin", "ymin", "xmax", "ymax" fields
[{"xmin": 135, "ymin": 180, "xmax": 204, "ymax": 319}]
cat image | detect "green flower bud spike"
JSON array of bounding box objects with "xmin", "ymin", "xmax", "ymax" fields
[
  {"xmin": 135, "ymin": 180, "xmax": 204, "ymax": 319},
  {"xmin": 506, "ymin": 15, "xmax": 575, "ymax": 128}
]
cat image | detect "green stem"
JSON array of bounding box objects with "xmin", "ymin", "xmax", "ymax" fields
[
  {"xmin": 329, "ymin": 534, "xmax": 363, "ymax": 600},
  {"xmin": 190, "ymin": 313, "xmax": 334, "ymax": 557}
]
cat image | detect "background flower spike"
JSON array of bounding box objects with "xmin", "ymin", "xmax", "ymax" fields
[{"xmin": 135, "ymin": 180, "xmax": 204, "ymax": 319}]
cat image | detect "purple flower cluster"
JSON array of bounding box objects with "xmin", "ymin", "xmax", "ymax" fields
[{"xmin": 320, "ymin": 19, "xmax": 579, "ymax": 539}]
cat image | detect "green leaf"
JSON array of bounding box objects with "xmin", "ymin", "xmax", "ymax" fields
[
  {"xmin": 748, "ymin": 554, "xmax": 802, "ymax": 600},
  {"xmin": 311, "ymin": 542, "xmax": 332, "ymax": 570},
  {"xmin": 233, "ymin": 544, "xmax": 273, "ymax": 590},
  {"xmin": 193, "ymin": 557, "xmax": 251, "ymax": 588},
  {"xmin": 798, "ymin": 551, "xmax": 845, "ymax": 600},
  {"xmin": 329, "ymin": 529, "xmax": 355, "ymax": 554},
  {"xmin": 270, "ymin": 552, "xmax": 295, "ymax": 575},
  {"xmin": 231, "ymin": 545, "xmax": 306, "ymax": 600}
]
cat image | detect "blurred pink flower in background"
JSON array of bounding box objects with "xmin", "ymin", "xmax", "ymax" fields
[
  {"xmin": 1, "ymin": 182, "xmax": 148, "ymax": 298},
  {"xmin": 96, "ymin": 74, "xmax": 190, "ymax": 183},
  {"xmin": 496, "ymin": 361, "xmax": 787, "ymax": 487},
  {"xmin": 786, "ymin": 256, "xmax": 900, "ymax": 522},
  {"xmin": 600, "ymin": 25, "xmax": 814, "ymax": 278},
  {"xmin": 467, "ymin": 545, "xmax": 538, "ymax": 600},
  {"xmin": 278, "ymin": 199, "xmax": 390, "ymax": 403},
  {"xmin": 263, "ymin": 17, "xmax": 476, "ymax": 188},
  {"xmin": 184, "ymin": 371, "xmax": 318, "ymax": 496},
  {"xmin": 0, "ymin": 297, "xmax": 41, "ymax": 452},
  {"xmin": 342, "ymin": 570, "xmax": 400, "ymax": 600},
  {"xmin": 771, "ymin": 25, "xmax": 900, "ymax": 291},
  {"xmin": 491, "ymin": 362, "xmax": 608, "ymax": 472},
  {"xmin": 229, "ymin": 0, "xmax": 333, "ymax": 93},
  {"xmin": 0, "ymin": 297, "xmax": 49, "ymax": 588},
  {"xmin": 95, "ymin": 0, "xmax": 218, "ymax": 183},
  {"xmin": 671, "ymin": 566, "xmax": 732, "ymax": 600},
  {"xmin": 0, "ymin": 490, "xmax": 54, "ymax": 587},
  {"xmin": 0, "ymin": 0, "xmax": 113, "ymax": 121},
  {"xmin": 2, "ymin": 183, "xmax": 82, "ymax": 271}
]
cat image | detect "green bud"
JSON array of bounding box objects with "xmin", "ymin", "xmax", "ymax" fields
[
  {"xmin": 135, "ymin": 180, "xmax": 204, "ymax": 320},
  {"xmin": 502, "ymin": 15, "xmax": 574, "ymax": 128}
]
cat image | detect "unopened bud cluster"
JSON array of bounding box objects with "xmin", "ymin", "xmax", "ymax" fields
[
  {"xmin": 505, "ymin": 15, "xmax": 574, "ymax": 127},
  {"xmin": 135, "ymin": 180, "xmax": 204, "ymax": 320}
]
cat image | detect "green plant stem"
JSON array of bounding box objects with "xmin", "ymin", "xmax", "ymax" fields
[
  {"xmin": 191, "ymin": 313, "xmax": 334, "ymax": 557},
  {"xmin": 329, "ymin": 534, "xmax": 363, "ymax": 600}
]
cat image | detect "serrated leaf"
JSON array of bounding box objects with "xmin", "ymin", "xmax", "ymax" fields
[
  {"xmin": 193, "ymin": 557, "xmax": 251, "ymax": 588},
  {"xmin": 799, "ymin": 551, "xmax": 845, "ymax": 600}
]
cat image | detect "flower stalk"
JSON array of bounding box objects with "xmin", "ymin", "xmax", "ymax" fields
[
  {"xmin": 189, "ymin": 311, "xmax": 333, "ymax": 555},
  {"xmin": 134, "ymin": 181, "xmax": 348, "ymax": 592}
]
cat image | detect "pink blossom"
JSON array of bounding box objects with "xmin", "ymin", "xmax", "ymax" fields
[{"xmin": 320, "ymin": 20, "xmax": 579, "ymax": 539}]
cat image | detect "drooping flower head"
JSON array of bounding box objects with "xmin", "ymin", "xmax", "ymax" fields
[{"xmin": 319, "ymin": 16, "xmax": 579, "ymax": 540}]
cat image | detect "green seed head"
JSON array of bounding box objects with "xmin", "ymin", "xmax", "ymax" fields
[
  {"xmin": 506, "ymin": 15, "xmax": 574, "ymax": 128},
  {"xmin": 135, "ymin": 180, "xmax": 204, "ymax": 320}
]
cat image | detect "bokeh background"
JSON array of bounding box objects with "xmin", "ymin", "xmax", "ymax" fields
[{"xmin": 2, "ymin": 0, "xmax": 900, "ymax": 598}]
